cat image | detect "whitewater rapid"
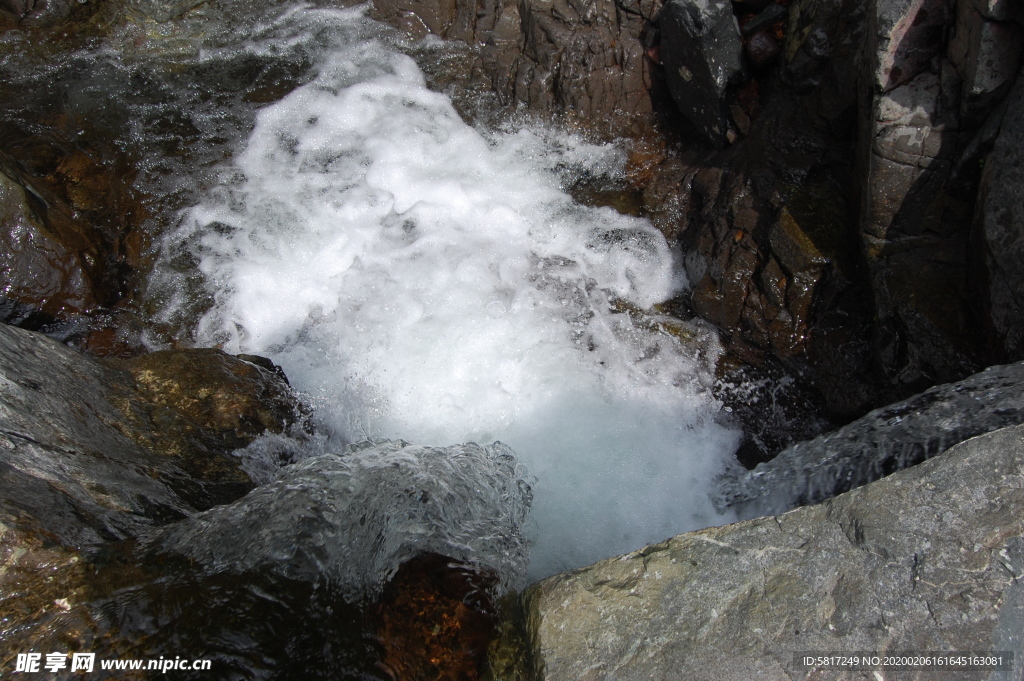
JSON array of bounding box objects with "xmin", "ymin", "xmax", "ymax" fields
[{"xmin": 149, "ymin": 5, "xmax": 740, "ymax": 578}]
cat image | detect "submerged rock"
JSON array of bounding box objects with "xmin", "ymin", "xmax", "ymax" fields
[
  {"xmin": 374, "ymin": 553, "xmax": 499, "ymax": 681},
  {"xmin": 143, "ymin": 440, "xmax": 534, "ymax": 600},
  {"xmin": 522, "ymin": 424, "xmax": 1024, "ymax": 680}
]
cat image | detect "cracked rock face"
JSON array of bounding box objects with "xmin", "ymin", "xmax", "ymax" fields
[
  {"xmin": 370, "ymin": 0, "xmax": 659, "ymax": 137},
  {"xmin": 522, "ymin": 424, "xmax": 1024, "ymax": 680}
]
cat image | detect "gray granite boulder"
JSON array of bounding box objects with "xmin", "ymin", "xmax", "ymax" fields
[{"xmin": 521, "ymin": 424, "xmax": 1024, "ymax": 680}]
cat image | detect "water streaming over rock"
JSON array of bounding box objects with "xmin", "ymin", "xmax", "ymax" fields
[{"xmin": 717, "ymin": 361, "xmax": 1024, "ymax": 518}]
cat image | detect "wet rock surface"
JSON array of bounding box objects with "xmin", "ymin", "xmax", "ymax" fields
[
  {"xmin": 371, "ymin": 0, "xmax": 662, "ymax": 137},
  {"xmin": 656, "ymin": 0, "xmax": 745, "ymax": 146},
  {"xmin": 857, "ymin": 0, "xmax": 974, "ymax": 393},
  {"xmin": 0, "ymin": 322, "xmax": 303, "ymax": 669},
  {"xmin": 0, "ymin": 0, "xmax": 329, "ymax": 347},
  {"xmin": 0, "ymin": 319, "xmax": 300, "ymax": 553},
  {"xmin": 142, "ymin": 440, "xmax": 532, "ymax": 600},
  {"xmin": 0, "ymin": 323, "xmax": 512, "ymax": 679},
  {"xmin": 719, "ymin": 359, "xmax": 1024, "ymax": 515},
  {"xmin": 0, "ymin": 163, "xmax": 100, "ymax": 325},
  {"xmin": 521, "ymin": 424, "xmax": 1024, "ymax": 680},
  {"xmin": 645, "ymin": 0, "xmax": 1024, "ymax": 425}
]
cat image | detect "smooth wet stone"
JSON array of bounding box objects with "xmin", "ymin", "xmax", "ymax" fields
[
  {"xmin": 657, "ymin": 0, "xmax": 746, "ymax": 147},
  {"xmin": 522, "ymin": 424, "xmax": 1024, "ymax": 680},
  {"xmin": 142, "ymin": 440, "xmax": 532, "ymax": 600},
  {"xmin": 113, "ymin": 348, "xmax": 302, "ymax": 488},
  {"xmin": 0, "ymin": 321, "xmax": 302, "ymax": 548},
  {"xmin": 719, "ymin": 359, "xmax": 1024, "ymax": 514},
  {"xmin": 0, "ymin": 323, "xmax": 306, "ymax": 669}
]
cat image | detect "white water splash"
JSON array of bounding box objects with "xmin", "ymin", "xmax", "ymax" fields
[{"xmin": 150, "ymin": 7, "xmax": 739, "ymax": 578}]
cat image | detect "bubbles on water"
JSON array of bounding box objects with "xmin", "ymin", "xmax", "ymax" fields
[{"xmin": 148, "ymin": 7, "xmax": 740, "ymax": 579}]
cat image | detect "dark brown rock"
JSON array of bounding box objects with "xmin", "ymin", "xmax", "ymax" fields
[
  {"xmin": 372, "ymin": 0, "xmax": 659, "ymax": 138},
  {"xmin": 0, "ymin": 138, "xmax": 147, "ymax": 330},
  {"xmin": 112, "ymin": 349, "xmax": 301, "ymax": 487},
  {"xmin": 0, "ymin": 168, "xmax": 99, "ymax": 321}
]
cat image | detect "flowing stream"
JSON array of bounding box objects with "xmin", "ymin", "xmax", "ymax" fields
[
  {"xmin": 142, "ymin": 3, "xmax": 741, "ymax": 581},
  {"xmin": 2, "ymin": 0, "xmax": 741, "ymax": 584}
]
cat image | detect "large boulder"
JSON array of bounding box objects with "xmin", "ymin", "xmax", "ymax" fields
[
  {"xmin": 0, "ymin": 322, "xmax": 302, "ymax": 666},
  {"xmin": 669, "ymin": 0, "xmax": 1024, "ymax": 422},
  {"xmin": 521, "ymin": 424, "xmax": 1024, "ymax": 680},
  {"xmin": 656, "ymin": 0, "xmax": 745, "ymax": 147}
]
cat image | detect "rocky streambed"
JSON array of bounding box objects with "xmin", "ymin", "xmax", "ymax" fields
[{"xmin": 2, "ymin": 0, "xmax": 1024, "ymax": 678}]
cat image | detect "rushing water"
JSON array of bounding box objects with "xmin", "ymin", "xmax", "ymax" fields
[{"xmin": 140, "ymin": 3, "xmax": 741, "ymax": 580}]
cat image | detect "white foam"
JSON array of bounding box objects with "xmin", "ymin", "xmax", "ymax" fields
[{"xmin": 151, "ymin": 12, "xmax": 739, "ymax": 578}]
